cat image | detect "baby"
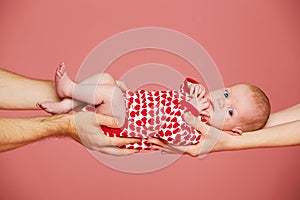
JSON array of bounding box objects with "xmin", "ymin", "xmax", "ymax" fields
[{"xmin": 38, "ymin": 63, "xmax": 271, "ymax": 150}]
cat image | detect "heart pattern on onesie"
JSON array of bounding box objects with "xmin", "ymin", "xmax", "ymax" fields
[{"xmin": 82, "ymin": 78, "xmax": 208, "ymax": 150}]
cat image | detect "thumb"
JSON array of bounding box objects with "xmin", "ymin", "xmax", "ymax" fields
[
  {"xmin": 183, "ymin": 112, "xmax": 209, "ymax": 136},
  {"xmin": 94, "ymin": 113, "xmax": 120, "ymax": 128}
]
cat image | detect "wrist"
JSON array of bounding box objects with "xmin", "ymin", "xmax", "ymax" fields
[
  {"xmin": 44, "ymin": 114, "xmax": 75, "ymax": 138},
  {"xmin": 212, "ymin": 133, "xmax": 236, "ymax": 152},
  {"xmin": 59, "ymin": 114, "xmax": 77, "ymax": 139}
]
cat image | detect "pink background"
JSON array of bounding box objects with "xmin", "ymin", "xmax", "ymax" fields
[{"xmin": 1, "ymin": 0, "xmax": 300, "ymax": 199}]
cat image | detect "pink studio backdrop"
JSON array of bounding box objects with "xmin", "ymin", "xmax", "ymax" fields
[{"xmin": 0, "ymin": 0, "xmax": 299, "ymax": 200}]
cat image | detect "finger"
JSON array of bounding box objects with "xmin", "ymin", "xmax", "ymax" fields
[
  {"xmin": 190, "ymin": 85, "xmax": 195, "ymax": 96},
  {"xmin": 194, "ymin": 85, "xmax": 200, "ymax": 97},
  {"xmin": 183, "ymin": 112, "xmax": 198, "ymax": 128},
  {"xmin": 94, "ymin": 113, "xmax": 120, "ymax": 128},
  {"xmin": 199, "ymin": 87, "xmax": 206, "ymax": 98},
  {"xmin": 148, "ymin": 137, "xmax": 196, "ymax": 156},
  {"xmin": 200, "ymin": 101, "xmax": 209, "ymax": 111},
  {"xmin": 99, "ymin": 146, "xmax": 140, "ymax": 156},
  {"xmin": 197, "ymin": 98, "xmax": 209, "ymax": 109},
  {"xmin": 108, "ymin": 136, "xmax": 142, "ymax": 146},
  {"xmin": 147, "ymin": 138, "xmax": 175, "ymax": 152},
  {"xmin": 147, "ymin": 137, "xmax": 167, "ymax": 147},
  {"xmin": 183, "ymin": 112, "xmax": 210, "ymax": 136},
  {"xmin": 147, "ymin": 138, "xmax": 187, "ymax": 154},
  {"xmin": 151, "ymin": 144, "xmax": 163, "ymax": 151}
]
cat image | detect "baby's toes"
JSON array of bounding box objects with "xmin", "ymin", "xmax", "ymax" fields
[{"xmin": 57, "ymin": 62, "xmax": 66, "ymax": 77}]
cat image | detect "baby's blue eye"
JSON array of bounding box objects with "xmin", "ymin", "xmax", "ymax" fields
[
  {"xmin": 228, "ymin": 108, "xmax": 233, "ymax": 116},
  {"xmin": 224, "ymin": 90, "xmax": 229, "ymax": 98}
]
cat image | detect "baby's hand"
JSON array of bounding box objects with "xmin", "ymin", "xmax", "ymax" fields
[
  {"xmin": 188, "ymin": 96, "xmax": 209, "ymax": 117},
  {"xmin": 188, "ymin": 84, "xmax": 210, "ymax": 117},
  {"xmin": 196, "ymin": 97, "xmax": 209, "ymax": 114},
  {"xmin": 189, "ymin": 84, "xmax": 206, "ymax": 98}
]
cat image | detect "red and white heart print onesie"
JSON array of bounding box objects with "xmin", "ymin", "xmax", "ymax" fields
[{"xmin": 83, "ymin": 78, "xmax": 207, "ymax": 150}]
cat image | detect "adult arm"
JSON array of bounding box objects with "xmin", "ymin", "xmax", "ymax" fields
[
  {"xmin": 0, "ymin": 111, "xmax": 140, "ymax": 155},
  {"xmin": 0, "ymin": 115, "xmax": 69, "ymax": 151},
  {"xmin": 265, "ymin": 103, "xmax": 300, "ymax": 127},
  {"xmin": 148, "ymin": 103, "xmax": 300, "ymax": 156},
  {"xmin": 0, "ymin": 69, "xmax": 60, "ymax": 109},
  {"xmin": 220, "ymin": 120, "xmax": 300, "ymax": 151},
  {"xmin": 0, "ymin": 68, "xmax": 140, "ymax": 155},
  {"xmin": 225, "ymin": 103, "xmax": 300, "ymax": 150}
]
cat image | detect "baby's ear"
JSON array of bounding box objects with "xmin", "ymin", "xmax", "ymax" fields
[{"xmin": 225, "ymin": 127, "xmax": 243, "ymax": 136}]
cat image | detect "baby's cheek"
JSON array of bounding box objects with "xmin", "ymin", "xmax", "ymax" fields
[
  {"xmin": 209, "ymin": 113, "xmax": 228, "ymax": 129},
  {"xmin": 223, "ymin": 118, "xmax": 239, "ymax": 130}
]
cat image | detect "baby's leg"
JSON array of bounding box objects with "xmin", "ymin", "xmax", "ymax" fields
[
  {"xmin": 55, "ymin": 62, "xmax": 116, "ymax": 98},
  {"xmin": 80, "ymin": 72, "xmax": 116, "ymax": 85},
  {"xmin": 39, "ymin": 63, "xmax": 125, "ymax": 123},
  {"xmin": 72, "ymin": 83, "xmax": 126, "ymax": 125},
  {"xmin": 37, "ymin": 98, "xmax": 84, "ymax": 114},
  {"xmin": 55, "ymin": 63, "xmax": 125, "ymax": 124}
]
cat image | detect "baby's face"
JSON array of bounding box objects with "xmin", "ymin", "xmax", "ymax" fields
[{"xmin": 202, "ymin": 84, "xmax": 257, "ymax": 133}]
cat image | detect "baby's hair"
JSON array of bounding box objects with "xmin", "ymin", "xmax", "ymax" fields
[{"xmin": 244, "ymin": 84, "xmax": 271, "ymax": 131}]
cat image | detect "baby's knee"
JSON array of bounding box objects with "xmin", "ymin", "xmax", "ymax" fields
[{"xmin": 97, "ymin": 72, "xmax": 116, "ymax": 85}]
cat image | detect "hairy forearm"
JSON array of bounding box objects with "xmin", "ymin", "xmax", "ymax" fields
[
  {"xmin": 0, "ymin": 115, "xmax": 73, "ymax": 152},
  {"xmin": 0, "ymin": 69, "xmax": 60, "ymax": 109},
  {"xmin": 218, "ymin": 120, "xmax": 300, "ymax": 151}
]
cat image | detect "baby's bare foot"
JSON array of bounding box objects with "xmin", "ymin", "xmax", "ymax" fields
[
  {"xmin": 37, "ymin": 99, "xmax": 73, "ymax": 114},
  {"xmin": 55, "ymin": 62, "xmax": 75, "ymax": 98}
]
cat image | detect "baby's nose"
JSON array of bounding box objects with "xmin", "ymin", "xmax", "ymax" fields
[{"xmin": 217, "ymin": 97, "xmax": 225, "ymax": 109}]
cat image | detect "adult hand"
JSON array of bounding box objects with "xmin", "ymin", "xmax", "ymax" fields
[
  {"xmin": 148, "ymin": 112, "xmax": 227, "ymax": 157},
  {"xmin": 69, "ymin": 111, "xmax": 141, "ymax": 156}
]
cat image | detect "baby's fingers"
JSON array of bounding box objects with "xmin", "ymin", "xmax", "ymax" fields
[
  {"xmin": 193, "ymin": 84, "xmax": 206, "ymax": 98},
  {"xmin": 198, "ymin": 86, "xmax": 206, "ymax": 98},
  {"xmin": 189, "ymin": 84, "xmax": 196, "ymax": 96},
  {"xmin": 197, "ymin": 98, "xmax": 209, "ymax": 111}
]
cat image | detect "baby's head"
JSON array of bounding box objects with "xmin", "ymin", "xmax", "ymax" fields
[{"xmin": 202, "ymin": 83, "xmax": 271, "ymax": 135}]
